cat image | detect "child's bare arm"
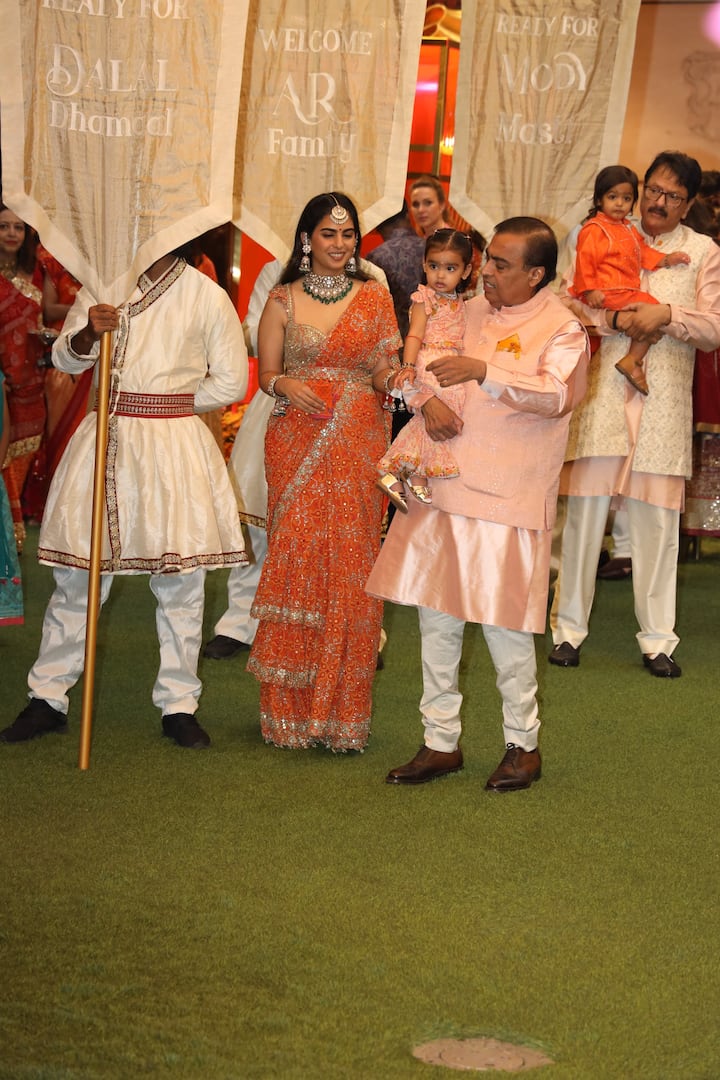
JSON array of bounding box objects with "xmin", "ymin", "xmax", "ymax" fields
[
  {"xmin": 659, "ymin": 251, "xmax": 691, "ymax": 268},
  {"xmin": 582, "ymin": 289, "xmax": 605, "ymax": 309},
  {"xmin": 402, "ymin": 301, "xmax": 430, "ymax": 376}
]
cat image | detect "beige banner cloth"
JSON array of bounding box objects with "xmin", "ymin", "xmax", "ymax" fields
[
  {"xmin": 234, "ymin": 0, "xmax": 426, "ymax": 261},
  {"xmin": 451, "ymin": 0, "xmax": 642, "ymax": 243},
  {"xmin": 0, "ymin": 1, "xmax": 249, "ymax": 306}
]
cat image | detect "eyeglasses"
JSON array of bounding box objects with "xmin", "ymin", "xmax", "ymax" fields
[{"xmin": 643, "ymin": 184, "xmax": 687, "ymax": 208}]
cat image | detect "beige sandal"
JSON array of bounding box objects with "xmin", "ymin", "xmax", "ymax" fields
[
  {"xmin": 376, "ymin": 473, "xmax": 408, "ymax": 514},
  {"xmin": 407, "ymin": 482, "xmax": 432, "ymax": 504}
]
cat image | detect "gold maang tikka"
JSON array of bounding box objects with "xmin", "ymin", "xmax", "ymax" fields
[{"xmin": 329, "ymin": 196, "xmax": 349, "ymax": 225}]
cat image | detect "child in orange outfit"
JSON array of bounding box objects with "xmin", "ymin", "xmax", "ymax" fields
[{"xmin": 570, "ymin": 165, "xmax": 690, "ymax": 394}]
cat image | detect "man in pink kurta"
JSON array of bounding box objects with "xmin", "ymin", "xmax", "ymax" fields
[{"xmin": 366, "ymin": 218, "xmax": 589, "ymax": 792}]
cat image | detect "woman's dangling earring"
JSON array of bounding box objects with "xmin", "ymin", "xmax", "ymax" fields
[
  {"xmin": 300, "ymin": 232, "xmax": 311, "ymax": 273},
  {"xmin": 346, "ymin": 245, "xmax": 357, "ymax": 275}
]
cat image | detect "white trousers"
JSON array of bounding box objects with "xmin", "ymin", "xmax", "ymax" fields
[
  {"xmin": 28, "ymin": 565, "xmax": 207, "ymax": 716},
  {"xmin": 550, "ymin": 494, "xmax": 680, "ymax": 656},
  {"xmin": 418, "ymin": 606, "xmax": 540, "ymax": 753},
  {"xmin": 610, "ymin": 506, "xmax": 631, "ymax": 559},
  {"xmin": 213, "ymin": 523, "xmax": 267, "ymax": 645}
]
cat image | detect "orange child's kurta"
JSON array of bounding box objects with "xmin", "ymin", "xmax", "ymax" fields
[{"xmin": 570, "ymin": 211, "xmax": 666, "ymax": 310}]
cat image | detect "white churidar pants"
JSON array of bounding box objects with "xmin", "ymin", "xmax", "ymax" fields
[
  {"xmin": 550, "ymin": 494, "xmax": 680, "ymax": 657},
  {"xmin": 418, "ymin": 606, "xmax": 540, "ymax": 753},
  {"xmin": 610, "ymin": 505, "xmax": 631, "ymax": 559},
  {"xmin": 28, "ymin": 565, "xmax": 207, "ymax": 716},
  {"xmin": 212, "ymin": 523, "xmax": 267, "ymax": 645}
]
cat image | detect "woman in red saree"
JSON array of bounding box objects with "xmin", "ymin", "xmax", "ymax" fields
[
  {"xmin": 35, "ymin": 245, "xmax": 87, "ymax": 495},
  {"xmin": 248, "ymin": 192, "xmax": 406, "ymax": 751},
  {"xmin": 0, "ymin": 206, "xmax": 44, "ymax": 550},
  {"xmin": 0, "ymin": 373, "xmax": 23, "ymax": 625}
]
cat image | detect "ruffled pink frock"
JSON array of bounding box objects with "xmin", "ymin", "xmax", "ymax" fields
[{"xmin": 378, "ymin": 284, "xmax": 467, "ymax": 480}]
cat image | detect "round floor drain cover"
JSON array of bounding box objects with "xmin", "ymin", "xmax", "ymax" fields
[{"xmin": 413, "ymin": 1037, "xmax": 554, "ymax": 1071}]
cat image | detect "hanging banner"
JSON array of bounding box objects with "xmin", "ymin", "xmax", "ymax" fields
[
  {"xmin": 234, "ymin": 0, "xmax": 425, "ymax": 261},
  {"xmin": 0, "ymin": 1, "xmax": 249, "ymax": 306},
  {"xmin": 450, "ymin": 0, "xmax": 642, "ymax": 241}
]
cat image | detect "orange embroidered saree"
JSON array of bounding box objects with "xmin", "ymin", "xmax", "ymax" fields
[{"xmin": 248, "ymin": 281, "xmax": 400, "ymax": 751}]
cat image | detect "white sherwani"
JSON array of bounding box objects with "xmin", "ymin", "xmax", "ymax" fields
[
  {"xmin": 28, "ymin": 260, "xmax": 249, "ymax": 718},
  {"xmin": 40, "ymin": 259, "xmax": 248, "ymax": 572},
  {"xmin": 564, "ymin": 224, "xmax": 720, "ymax": 478}
]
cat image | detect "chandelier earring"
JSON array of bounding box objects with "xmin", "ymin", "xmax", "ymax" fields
[
  {"xmin": 300, "ymin": 232, "xmax": 312, "ymax": 273},
  {"xmin": 346, "ymin": 246, "xmax": 357, "ymax": 275}
]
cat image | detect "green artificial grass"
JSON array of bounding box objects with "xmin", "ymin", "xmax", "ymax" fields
[{"xmin": 1, "ymin": 527, "xmax": 719, "ymax": 1078}]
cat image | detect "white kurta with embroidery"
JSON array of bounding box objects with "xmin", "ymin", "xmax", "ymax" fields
[
  {"xmin": 38, "ymin": 261, "xmax": 248, "ymax": 574},
  {"xmin": 564, "ymin": 224, "xmax": 720, "ymax": 480}
]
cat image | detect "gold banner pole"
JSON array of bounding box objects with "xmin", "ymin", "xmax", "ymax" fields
[{"xmin": 78, "ymin": 330, "xmax": 113, "ymax": 771}]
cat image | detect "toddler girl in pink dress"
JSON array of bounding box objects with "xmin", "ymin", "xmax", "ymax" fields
[{"xmin": 377, "ymin": 229, "xmax": 473, "ymax": 512}]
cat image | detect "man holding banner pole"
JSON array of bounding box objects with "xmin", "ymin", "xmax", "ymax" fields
[{"xmin": 1, "ymin": 249, "xmax": 248, "ymax": 749}]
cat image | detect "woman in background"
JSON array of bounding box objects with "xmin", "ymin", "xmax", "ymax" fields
[
  {"xmin": 409, "ymin": 174, "xmax": 451, "ymax": 238},
  {"xmin": 23, "ymin": 245, "xmax": 86, "ymax": 518},
  {"xmin": 0, "ymin": 205, "xmax": 45, "ymax": 551},
  {"xmin": 409, "ymin": 175, "xmax": 484, "ymax": 294}
]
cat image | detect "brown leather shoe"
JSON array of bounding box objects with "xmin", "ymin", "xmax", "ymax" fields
[
  {"xmin": 485, "ymin": 744, "xmax": 541, "ymax": 792},
  {"xmin": 385, "ymin": 745, "xmax": 463, "ymax": 785}
]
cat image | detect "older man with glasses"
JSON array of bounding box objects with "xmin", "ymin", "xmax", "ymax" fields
[{"xmin": 550, "ymin": 151, "xmax": 720, "ymax": 678}]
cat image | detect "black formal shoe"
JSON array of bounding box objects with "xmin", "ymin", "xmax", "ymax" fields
[
  {"xmin": 0, "ymin": 699, "xmax": 67, "ymax": 743},
  {"xmin": 485, "ymin": 744, "xmax": 541, "ymax": 792},
  {"xmin": 385, "ymin": 745, "xmax": 463, "ymax": 785},
  {"xmin": 548, "ymin": 641, "xmax": 580, "ymax": 667},
  {"xmin": 202, "ymin": 634, "xmax": 250, "ymax": 660},
  {"xmin": 597, "ymin": 556, "xmax": 632, "ymax": 580},
  {"xmin": 162, "ymin": 713, "xmax": 211, "ymax": 748},
  {"xmin": 643, "ymin": 653, "xmax": 682, "ymax": 679}
]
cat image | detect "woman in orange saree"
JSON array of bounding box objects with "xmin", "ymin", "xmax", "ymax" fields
[{"xmin": 248, "ymin": 192, "xmax": 406, "ymax": 751}]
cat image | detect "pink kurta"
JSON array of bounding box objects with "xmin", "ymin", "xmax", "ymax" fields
[{"xmin": 366, "ymin": 289, "xmax": 589, "ymax": 632}]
